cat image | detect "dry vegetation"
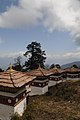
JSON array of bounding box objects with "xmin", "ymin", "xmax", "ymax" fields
[{"xmin": 11, "ymin": 80, "xmax": 80, "ymax": 120}]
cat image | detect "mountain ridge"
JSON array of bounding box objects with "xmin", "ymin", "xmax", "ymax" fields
[{"xmin": 61, "ymin": 61, "xmax": 80, "ymax": 69}]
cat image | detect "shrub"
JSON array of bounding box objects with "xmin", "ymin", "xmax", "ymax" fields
[{"xmin": 10, "ymin": 113, "xmax": 21, "ymax": 120}]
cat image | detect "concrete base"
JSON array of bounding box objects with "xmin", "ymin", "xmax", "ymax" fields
[
  {"xmin": 29, "ymin": 85, "xmax": 48, "ymax": 96},
  {"xmin": 67, "ymin": 78, "xmax": 80, "ymax": 81},
  {"xmin": 48, "ymin": 80, "xmax": 63, "ymax": 87},
  {"xmin": 48, "ymin": 81, "xmax": 57, "ymax": 87}
]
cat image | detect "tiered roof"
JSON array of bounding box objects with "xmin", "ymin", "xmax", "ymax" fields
[
  {"xmin": 49, "ymin": 66, "xmax": 64, "ymax": 75},
  {"xmin": 64, "ymin": 67, "xmax": 80, "ymax": 73},
  {"xmin": 26, "ymin": 66, "xmax": 53, "ymax": 77},
  {"xmin": 0, "ymin": 69, "xmax": 36, "ymax": 88}
]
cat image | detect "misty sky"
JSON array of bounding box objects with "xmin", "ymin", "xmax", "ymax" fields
[{"xmin": 0, "ymin": 0, "xmax": 80, "ymax": 69}]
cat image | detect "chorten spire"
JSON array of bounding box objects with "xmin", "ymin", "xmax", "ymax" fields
[{"xmin": 9, "ymin": 63, "xmax": 13, "ymax": 73}]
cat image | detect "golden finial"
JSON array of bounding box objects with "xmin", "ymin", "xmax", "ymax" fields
[
  {"xmin": 9, "ymin": 63, "xmax": 13, "ymax": 73},
  {"xmin": 9, "ymin": 63, "xmax": 13, "ymax": 81}
]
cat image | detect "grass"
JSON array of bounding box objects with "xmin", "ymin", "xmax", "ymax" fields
[{"xmin": 11, "ymin": 80, "xmax": 80, "ymax": 120}]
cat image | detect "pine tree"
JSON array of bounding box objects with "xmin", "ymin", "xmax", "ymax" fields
[{"xmin": 24, "ymin": 41, "xmax": 46, "ymax": 71}]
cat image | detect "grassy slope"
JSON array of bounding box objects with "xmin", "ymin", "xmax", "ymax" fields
[{"xmin": 11, "ymin": 80, "xmax": 80, "ymax": 120}]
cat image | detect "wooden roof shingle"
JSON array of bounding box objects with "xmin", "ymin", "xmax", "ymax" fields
[
  {"xmin": 26, "ymin": 66, "xmax": 53, "ymax": 77},
  {"xmin": 0, "ymin": 69, "xmax": 36, "ymax": 88}
]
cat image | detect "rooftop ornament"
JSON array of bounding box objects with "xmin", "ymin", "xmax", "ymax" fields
[{"xmin": 9, "ymin": 63, "xmax": 16, "ymax": 87}]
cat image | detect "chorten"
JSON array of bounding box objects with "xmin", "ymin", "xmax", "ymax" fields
[
  {"xmin": 26, "ymin": 65, "xmax": 52, "ymax": 95},
  {"xmin": 64, "ymin": 67, "xmax": 80, "ymax": 80},
  {"xmin": 48, "ymin": 66, "xmax": 64, "ymax": 87},
  {"xmin": 0, "ymin": 64, "xmax": 35, "ymax": 120}
]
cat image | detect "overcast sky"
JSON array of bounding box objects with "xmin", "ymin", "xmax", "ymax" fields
[{"xmin": 0, "ymin": 0, "xmax": 80, "ymax": 69}]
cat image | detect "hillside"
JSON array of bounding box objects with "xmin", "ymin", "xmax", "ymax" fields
[
  {"xmin": 61, "ymin": 61, "xmax": 80, "ymax": 69},
  {"xmin": 11, "ymin": 80, "xmax": 80, "ymax": 120}
]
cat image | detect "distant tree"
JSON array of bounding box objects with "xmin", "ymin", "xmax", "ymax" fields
[
  {"xmin": 55, "ymin": 64, "xmax": 61, "ymax": 69},
  {"xmin": 50, "ymin": 64, "xmax": 55, "ymax": 69},
  {"xmin": 72, "ymin": 64, "xmax": 78, "ymax": 68},
  {"xmin": 24, "ymin": 41, "xmax": 46, "ymax": 71},
  {"xmin": 0, "ymin": 68, "xmax": 3, "ymax": 72},
  {"xmin": 50, "ymin": 64, "xmax": 61, "ymax": 69},
  {"xmin": 13, "ymin": 56, "xmax": 22, "ymax": 71},
  {"xmin": 45, "ymin": 64, "xmax": 50, "ymax": 69}
]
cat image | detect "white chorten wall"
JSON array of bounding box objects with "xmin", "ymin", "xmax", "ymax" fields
[
  {"xmin": 67, "ymin": 73, "xmax": 80, "ymax": 81},
  {"xmin": 48, "ymin": 80, "xmax": 57, "ymax": 87},
  {"xmin": 67, "ymin": 77, "xmax": 80, "ymax": 81},
  {"xmin": 29, "ymin": 85, "xmax": 48, "ymax": 96},
  {"xmin": 14, "ymin": 98, "xmax": 26, "ymax": 116},
  {"xmin": 26, "ymin": 85, "xmax": 31, "ymax": 93},
  {"xmin": 0, "ymin": 87, "xmax": 28, "ymax": 120},
  {"xmin": 0, "ymin": 98, "xmax": 26, "ymax": 120},
  {"xmin": 0, "ymin": 104, "xmax": 14, "ymax": 120},
  {"xmin": 48, "ymin": 74, "xmax": 63, "ymax": 87}
]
